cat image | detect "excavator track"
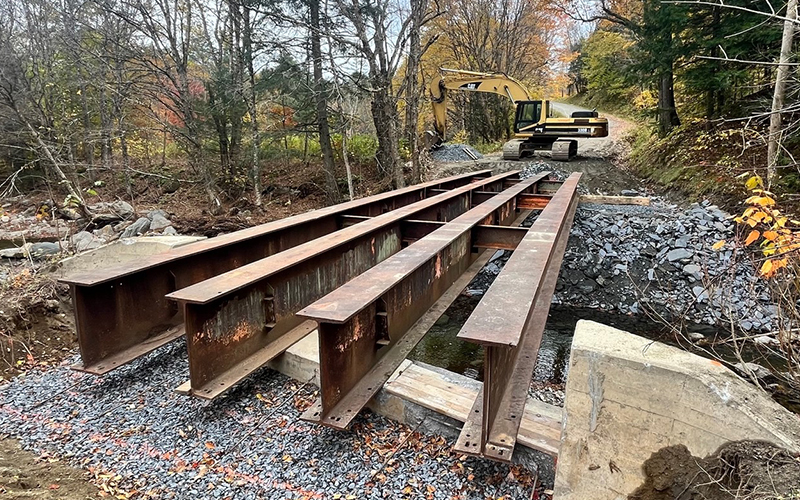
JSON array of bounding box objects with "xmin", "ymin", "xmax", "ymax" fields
[
  {"xmin": 502, "ymin": 139, "xmax": 525, "ymax": 160},
  {"xmin": 551, "ymin": 139, "xmax": 577, "ymax": 161}
]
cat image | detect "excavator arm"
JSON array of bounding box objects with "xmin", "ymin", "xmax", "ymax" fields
[{"xmin": 427, "ymin": 69, "xmax": 533, "ymax": 145}]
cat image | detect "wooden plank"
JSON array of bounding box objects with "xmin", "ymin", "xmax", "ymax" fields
[
  {"xmin": 384, "ymin": 363, "xmax": 562, "ymax": 456},
  {"xmin": 580, "ymin": 194, "xmax": 650, "ymax": 206}
]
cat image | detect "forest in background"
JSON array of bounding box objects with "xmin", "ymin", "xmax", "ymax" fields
[
  {"xmin": 0, "ymin": 0, "xmax": 561, "ymax": 214},
  {"xmin": 1, "ymin": 0, "xmax": 798, "ymax": 214},
  {"xmin": 563, "ymin": 0, "xmax": 800, "ymax": 199}
]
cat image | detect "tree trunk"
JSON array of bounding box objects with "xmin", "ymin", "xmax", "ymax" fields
[
  {"xmin": 309, "ymin": 0, "xmax": 340, "ymax": 203},
  {"xmin": 404, "ymin": 0, "xmax": 424, "ymax": 184},
  {"xmin": 243, "ymin": 7, "xmax": 262, "ymax": 206},
  {"xmin": 657, "ymin": 66, "xmax": 680, "ymax": 136},
  {"xmin": 80, "ymin": 82, "xmax": 94, "ymax": 171},
  {"xmin": 99, "ymin": 86, "xmax": 113, "ymax": 170},
  {"xmin": 372, "ymin": 86, "xmax": 404, "ymax": 188},
  {"xmin": 768, "ymin": 0, "xmax": 797, "ymax": 182},
  {"xmin": 342, "ymin": 124, "xmax": 355, "ymax": 200}
]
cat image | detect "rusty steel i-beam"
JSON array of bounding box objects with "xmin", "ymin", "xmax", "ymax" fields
[
  {"xmin": 167, "ymin": 171, "xmax": 528, "ymax": 399},
  {"xmin": 297, "ymin": 172, "xmax": 554, "ymax": 429},
  {"xmin": 59, "ymin": 170, "xmax": 495, "ymax": 375},
  {"xmin": 454, "ymin": 172, "xmax": 581, "ymax": 462}
]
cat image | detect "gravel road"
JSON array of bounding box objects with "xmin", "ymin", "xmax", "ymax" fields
[{"xmin": 0, "ymin": 341, "xmax": 541, "ymax": 499}]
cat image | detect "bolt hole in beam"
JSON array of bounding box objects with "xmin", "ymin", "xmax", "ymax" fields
[
  {"xmin": 453, "ymin": 173, "xmax": 582, "ymax": 463},
  {"xmin": 168, "ymin": 172, "xmax": 528, "ymax": 399},
  {"xmin": 61, "ymin": 170, "xmax": 495, "ymax": 376},
  {"xmin": 297, "ymin": 173, "xmax": 552, "ymax": 429}
]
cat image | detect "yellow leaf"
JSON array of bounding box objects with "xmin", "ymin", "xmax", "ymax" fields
[
  {"xmin": 742, "ymin": 207, "xmax": 757, "ymax": 218},
  {"xmin": 751, "ymin": 211, "xmax": 768, "ymax": 222},
  {"xmin": 747, "ymin": 218, "xmax": 758, "ymax": 228},
  {"xmin": 712, "ymin": 240, "xmax": 726, "ymax": 250},
  {"xmin": 744, "ymin": 230, "xmax": 760, "ymax": 246},
  {"xmin": 745, "ymin": 195, "xmax": 776, "ymax": 207},
  {"xmin": 763, "ymin": 243, "xmax": 777, "ymax": 257},
  {"xmin": 282, "ymin": 454, "xmax": 293, "ymax": 463},
  {"xmin": 760, "ymin": 258, "xmax": 788, "ymax": 277},
  {"xmin": 745, "ymin": 175, "xmax": 763, "ymax": 190}
]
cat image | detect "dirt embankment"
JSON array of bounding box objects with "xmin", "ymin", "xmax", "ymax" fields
[{"xmin": 629, "ymin": 441, "xmax": 800, "ymax": 500}]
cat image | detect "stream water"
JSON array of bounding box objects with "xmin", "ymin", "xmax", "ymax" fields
[
  {"xmin": 410, "ymin": 289, "xmax": 800, "ymax": 413},
  {"xmin": 409, "ymin": 295, "xmax": 672, "ymax": 386}
]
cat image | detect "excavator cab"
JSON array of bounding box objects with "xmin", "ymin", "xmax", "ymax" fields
[{"xmin": 513, "ymin": 101, "xmax": 545, "ymax": 133}]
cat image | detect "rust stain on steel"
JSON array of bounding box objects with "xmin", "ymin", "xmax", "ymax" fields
[
  {"xmin": 199, "ymin": 290, "xmax": 265, "ymax": 344},
  {"xmin": 336, "ymin": 313, "xmax": 367, "ymax": 352}
]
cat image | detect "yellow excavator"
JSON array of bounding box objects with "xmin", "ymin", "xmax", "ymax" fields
[{"xmin": 425, "ymin": 68, "xmax": 609, "ymax": 161}]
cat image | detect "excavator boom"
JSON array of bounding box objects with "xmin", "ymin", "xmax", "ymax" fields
[{"xmin": 429, "ymin": 69, "xmax": 531, "ymax": 141}]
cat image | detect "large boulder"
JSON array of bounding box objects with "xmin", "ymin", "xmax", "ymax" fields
[
  {"xmin": 71, "ymin": 231, "xmax": 104, "ymax": 252},
  {"xmin": 120, "ymin": 217, "xmax": 150, "ymax": 238},
  {"xmin": 90, "ymin": 200, "xmax": 135, "ymax": 225}
]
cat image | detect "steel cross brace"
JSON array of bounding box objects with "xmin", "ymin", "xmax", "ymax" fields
[
  {"xmin": 59, "ymin": 170, "xmax": 493, "ymax": 376},
  {"xmin": 167, "ymin": 172, "xmax": 525, "ymax": 399},
  {"xmin": 454, "ymin": 172, "xmax": 581, "ymax": 462},
  {"xmin": 297, "ymin": 172, "xmax": 553, "ymax": 429}
]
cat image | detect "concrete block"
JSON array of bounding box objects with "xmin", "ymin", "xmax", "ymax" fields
[
  {"xmin": 554, "ymin": 320, "xmax": 800, "ymax": 500},
  {"xmin": 55, "ymin": 235, "xmax": 206, "ymax": 278}
]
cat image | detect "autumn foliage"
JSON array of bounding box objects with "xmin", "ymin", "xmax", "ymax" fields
[{"xmin": 715, "ymin": 174, "xmax": 800, "ymax": 279}]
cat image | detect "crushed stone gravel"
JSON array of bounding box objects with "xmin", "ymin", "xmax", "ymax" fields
[
  {"xmin": 0, "ymin": 340, "xmax": 543, "ymax": 499},
  {"xmin": 430, "ymin": 144, "xmax": 484, "ymax": 162}
]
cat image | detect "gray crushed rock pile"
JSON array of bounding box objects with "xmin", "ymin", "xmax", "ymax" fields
[
  {"xmin": 430, "ymin": 144, "xmax": 483, "ymax": 162},
  {"xmin": 0, "ymin": 342, "xmax": 540, "ymax": 499},
  {"xmin": 514, "ymin": 164, "xmax": 774, "ymax": 331}
]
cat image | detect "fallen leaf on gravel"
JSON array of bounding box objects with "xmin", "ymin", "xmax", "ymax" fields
[
  {"xmin": 48, "ymin": 484, "xmax": 60, "ymax": 489},
  {"xmin": 282, "ymin": 454, "xmax": 293, "ymax": 463}
]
